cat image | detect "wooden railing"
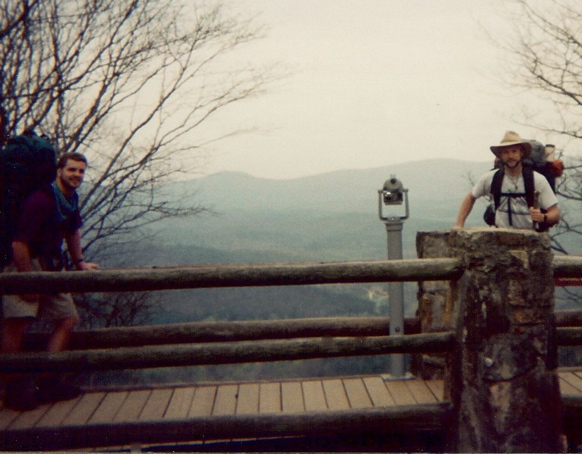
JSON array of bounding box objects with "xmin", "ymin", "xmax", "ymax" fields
[
  {"xmin": 0, "ymin": 257, "xmax": 465, "ymax": 293},
  {"xmin": 0, "ymin": 255, "xmax": 579, "ymax": 373},
  {"xmin": 0, "ymin": 229, "xmax": 581, "ymax": 451},
  {"xmin": 0, "ymin": 259, "xmax": 462, "ymax": 374}
]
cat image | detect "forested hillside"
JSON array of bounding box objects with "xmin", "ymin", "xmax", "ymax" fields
[{"xmin": 125, "ymin": 159, "xmax": 493, "ymax": 326}]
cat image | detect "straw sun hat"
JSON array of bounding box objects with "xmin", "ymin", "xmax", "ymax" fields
[{"xmin": 490, "ymin": 131, "xmax": 532, "ymax": 159}]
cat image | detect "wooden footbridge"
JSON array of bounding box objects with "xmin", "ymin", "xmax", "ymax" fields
[{"xmin": 0, "ymin": 229, "xmax": 581, "ymax": 452}]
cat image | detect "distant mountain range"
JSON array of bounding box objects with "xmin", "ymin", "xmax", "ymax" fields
[
  {"xmin": 150, "ymin": 158, "xmax": 493, "ymax": 263},
  {"xmin": 170, "ymin": 157, "xmax": 489, "ymax": 214}
]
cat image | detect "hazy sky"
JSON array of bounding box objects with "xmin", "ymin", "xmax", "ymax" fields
[{"xmin": 204, "ymin": 0, "xmax": 536, "ymax": 180}]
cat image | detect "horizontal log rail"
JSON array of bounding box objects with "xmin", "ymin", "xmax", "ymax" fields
[
  {"xmin": 554, "ymin": 255, "xmax": 582, "ymax": 279},
  {"xmin": 26, "ymin": 316, "xmax": 421, "ymax": 350},
  {"xmin": 555, "ymin": 310, "xmax": 582, "ymax": 327},
  {"xmin": 6, "ymin": 326, "xmax": 580, "ymax": 374},
  {"xmin": 22, "ymin": 310, "xmax": 582, "ymax": 351},
  {"xmin": 0, "ymin": 332, "xmax": 456, "ymax": 374},
  {"xmin": 556, "ymin": 277, "xmax": 582, "ymax": 286},
  {"xmin": 556, "ymin": 328, "xmax": 582, "ymax": 346},
  {"xmin": 0, "ymin": 258, "xmax": 465, "ymax": 294},
  {"xmin": 0, "ymin": 402, "xmax": 452, "ymax": 451},
  {"xmin": 0, "ymin": 255, "xmax": 577, "ymax": 296}
]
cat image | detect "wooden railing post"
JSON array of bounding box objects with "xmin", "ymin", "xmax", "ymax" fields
[{"xmin": 446, "ymin": 228, "xmax": 563, "ymax": 452}]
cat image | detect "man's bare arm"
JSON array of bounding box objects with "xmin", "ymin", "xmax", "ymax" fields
[{"xmin": 454, "ymin": 192, "xmax": 476, "ymax": 229}]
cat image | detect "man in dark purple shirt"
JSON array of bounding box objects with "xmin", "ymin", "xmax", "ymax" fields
[
  {"xmin": 1, "ymin": 152, "xmax": 98, "ymax": 411},
  {"xmin": 13, "ymin": 188, "xmax": 82, "ymax": 262}
]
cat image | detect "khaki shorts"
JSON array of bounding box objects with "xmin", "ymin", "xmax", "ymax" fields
[{"xmin": 2, "ymin": 259, "xmax": 79, "ymax": 320}]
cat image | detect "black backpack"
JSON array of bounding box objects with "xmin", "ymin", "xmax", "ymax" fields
[
  {"xmin": 483, "ymin": 164, "xmax": 555, "ymax": 232},
  {"xmin": 0, "ymin": 131, "xmax": 57, "ymax": 267}
]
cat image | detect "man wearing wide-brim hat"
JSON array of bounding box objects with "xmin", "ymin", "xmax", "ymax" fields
[{"xmin": 455, "ymin": 131, "xmax": 560, "ymax": 230}]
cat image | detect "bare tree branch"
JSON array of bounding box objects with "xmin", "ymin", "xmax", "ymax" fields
[
  {"xmin": 489, "ymin": 0, "xmax": 582, "ymax": 258},
  {"xmin": 1, "ymin": 0, "xmax": 281, "ymax": 325},
  {"xmin": 1, "ymin": 0, "xmax": 278, "ymax": 260}
]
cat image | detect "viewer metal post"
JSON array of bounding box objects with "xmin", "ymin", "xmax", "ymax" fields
[{"xmin": 378, "ymin": 177, "xmax": 409, "ymax": 378}]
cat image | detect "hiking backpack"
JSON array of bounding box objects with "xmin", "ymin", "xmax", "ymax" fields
[
  {"xmin": 0, "ymin": 131, "xmax": 57, "ymax": 267},
  {"xmin": 483, "ymin": 140, "xmax": 562, "ymax": 232}
]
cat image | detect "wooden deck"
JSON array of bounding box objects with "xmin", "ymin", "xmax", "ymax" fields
[{"xmin": 1, "ymin": 370, "xmax": 581, "ymax": 451}]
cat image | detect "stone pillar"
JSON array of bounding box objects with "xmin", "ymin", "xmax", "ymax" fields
[
  {"xmin": 414, "ymin": 231, "xmax": 454, "ymax": 380},
  {"xmin": 446, "ymin": 228, "xmax": 563, "ymax": 453}
]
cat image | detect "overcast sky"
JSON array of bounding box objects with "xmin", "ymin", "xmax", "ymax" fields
[{"xmin": 203, "ymin": 0, "xmax": 539, "ymax": 180}]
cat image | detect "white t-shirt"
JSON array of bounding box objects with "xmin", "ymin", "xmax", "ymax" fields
[{"xmin": 472, "ymin": 169, "xmax": 558, "ymax": 230}]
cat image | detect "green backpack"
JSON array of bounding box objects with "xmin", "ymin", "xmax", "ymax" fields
[{"xmin": 0, "ymin": 131, "xmax": 57, "ymax": 267}]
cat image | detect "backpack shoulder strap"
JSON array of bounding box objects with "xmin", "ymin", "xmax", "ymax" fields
[
  {"xmin": 522, "ymin": 164, "xmax": 535, "ymax": 208},
  {"xmin": 490, "ymin": 168, "xmax": 504, "ymax": 209},
  {"xmin": 490, "ymin": 166, "xmax": 536, "ymax": 208}
]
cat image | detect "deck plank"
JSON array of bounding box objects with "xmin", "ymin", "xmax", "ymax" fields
[
  {"xmin": 322, "ymin": 379, "xmax": 350, "ymax": 411},
  {"xmin": 139, "ymin": 388, "xmax": 173, "ymax": 420},
  {"xmin": 302, "ymin": 380, "xmax": 327, "ymax": 411},
  {"xmin": 363, "ymin": 376, "xmax": 396, "ymax": 407},
  {"xmin": 35, "ymin": 397, "xmax": 81, "ymax": 427},
  {"xmin": 164, "ymin": 387, "xmax": 196, "ymax": 419},
  {"xmin": 406, "ymin": 379, "xmax": 438, "ymax": 403},
  {"xmin": 189, "ymin": 386, "xmax": 217, "ymax": 417},
  {"xmin": 386, "ymin": 380, "xmax": 416, "ymax": 406},
  {"xmin": 213, "ymin": 384, "xmax": 239, "ymax": 416},
  {"xmin": 281, "ymin": 381, "xmax": 304, "ymax": 413},
  {"xmin": 115, "ymin": 390, "xmax": 151, "ymax": 422},
  {"xmin": 559, "ymin": 371, "xmax": 582, "ymax": 393},
  {"xmin": 236, "ymin": 383, "xmax": 260, "ymax": 415},
  {"xmin": 425, "ymin": 380, "xmax": 445, "ymax": 401},
  {"xmin": 61, "ymin": 392, "xmax": 106, "ymax": 426},
  {"xmin": 0, "ymin": 407, "xmax": 19, "ymax": 430},
  {"xmin": 259, "ymin": 382, "xmax": 281, "ymax": 414},
  {"xmin": 7, "ymin": 402, "xmax": 50, "ymax": 429},
  {"xmin": 559, "ymin": 376, "xmax": 581, "ymax": 395},
  {"xmin": 343, "ymin": 378, "xmax": 373, "ymax": 409},
  {"xmin": 90, "ymin": 391, "xmax": 129, "ymax": 424}
]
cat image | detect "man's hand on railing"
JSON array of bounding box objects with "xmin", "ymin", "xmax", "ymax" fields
[{"xmin": 75, "ymin": 260, "xmax": 99, "ymax": 271}]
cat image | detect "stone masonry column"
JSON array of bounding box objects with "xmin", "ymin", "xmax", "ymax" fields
[
  {"xmin": 446, "ymin": 228, "xmax": 563, "ymax": 453},
  {"xmin": 414, "ymin": 231, "xmax": 454, "ymax": 381}
]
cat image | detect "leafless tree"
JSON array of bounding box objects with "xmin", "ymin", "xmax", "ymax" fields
[
  {"xmin": 1, "ymin": 0, "xmax": 276, "ymax": 260},
  {"xmin": 75, "ymin": 292, "xmax": 162, "ymax": 328},
  {"xmin": 493, "ymin": 0, "xmax": 582, "ymax": 256},
  {"xmin": 0, "ymin": 0, "xmax": 42, "ymax": 144},
  {"xmin": 1, "ymin": 0, "xmax": 278, "ymax": 326}
]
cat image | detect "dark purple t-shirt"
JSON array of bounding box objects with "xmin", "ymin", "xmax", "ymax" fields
[{"xmin": 13, "ymin": 188, "xmax": 82, "ymax": 258}]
